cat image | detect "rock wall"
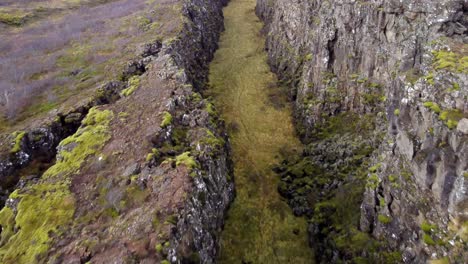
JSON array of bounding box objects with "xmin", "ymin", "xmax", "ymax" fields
[{"xmin": 257, "ymin": 0, "xmax": 467, "ymax": 263}]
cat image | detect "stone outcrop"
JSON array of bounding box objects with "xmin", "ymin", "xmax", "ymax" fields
[{"xmin": 257, "ymin": 0, "xmax": 467, "ymax": 263}]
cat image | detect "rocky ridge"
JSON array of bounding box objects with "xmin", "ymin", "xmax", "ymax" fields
[
  {"xmin": 0, "ymin": 0, "xmax": 233, "ymax": 263},
  {"xmin": 257, "ymin": 0, "xmax": 467, "ymax": 263}
]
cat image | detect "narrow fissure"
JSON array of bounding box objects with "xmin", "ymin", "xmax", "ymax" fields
[{"xmin": 208, "ymin": 0, "xmax": 314, "ymax": 262}]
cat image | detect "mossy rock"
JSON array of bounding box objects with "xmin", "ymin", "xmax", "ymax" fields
[{"xmin": 0, "ymin": 107, "xmax": 113, "ymax": 263}]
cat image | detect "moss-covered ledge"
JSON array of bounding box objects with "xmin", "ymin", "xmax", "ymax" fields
[{"xmin": 0, "ymin": 107, "xmax": 113, "ymax": 263}]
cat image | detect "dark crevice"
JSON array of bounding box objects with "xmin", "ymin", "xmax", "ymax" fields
[{"xmin": 326, "ymin": 29, "xmax": 338, "ymax": 70}]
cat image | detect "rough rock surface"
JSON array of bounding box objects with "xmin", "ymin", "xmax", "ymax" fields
[
  {"xmin": 258, "ymin": 0, "xmax": 467, "ymax": 263},
  {"xmin": 0, "ymin": 0, "xmax": 233, "ymax": 263}
]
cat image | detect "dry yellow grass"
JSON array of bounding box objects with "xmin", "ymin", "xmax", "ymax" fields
[{"xmin": 208, "ymin": 0, "xmax": 314, "ymax": 262}]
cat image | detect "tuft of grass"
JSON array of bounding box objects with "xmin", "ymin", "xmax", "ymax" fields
[{"xmin": 160, "ymin": 111, "xmax": 172, "ymax": 128}]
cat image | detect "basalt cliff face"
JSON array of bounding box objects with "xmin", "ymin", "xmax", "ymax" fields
[
  {"xmin": 258, "ymin": 0, "xmax": 467, "ymax": 263},
  {"xmin": 0, "ymin": 0, "xmax": 233, "ymax": 263}
]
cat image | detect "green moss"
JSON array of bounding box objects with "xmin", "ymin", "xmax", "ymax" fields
[
  {"xmin": 425, "ymin": 72, "xmax": 435, "ymax": 85},
  {"xmin": 10, "ymin": 131, "xmax": 26, "ymax": 153},
  {"xmin": 357, "ymin": 77, "xmax": 368, "ymax": 84},
  {"xmin": 0, "ymin": 184, "xmax": 75, "ymax": 263},
  {"xmin": 423, "ymin": 102, "xmax": 441, "ymax": 114},
  {"xmin": 432, "ymin": 50, "xmax": 468, "ymax": 73},
  {"xmin": 368, "ymin": 82, "xmax": 381, "ymax": 89},
  {"xmin": 421, "ymin": 221, "xmax": 437, "ymax": 233},
  {"xmin": 378, "ymin": 214, "xmax": 392, "ymax": 224},
  {"xmin": 190, "ymin": 92, "xmax": 202, "ymax": 102},
  {"xmin": 161, "ymin": 260, "xmax": 170, "ymax": 264},
  {"xmin": 44, "ymin": 107, "xmax": 114, "ymax": 179},
  {"xmin": 155, "ymin": 243, "xmax": 163, "ymax": 253},
  {"xmin": 369, "ymin": 163, "xmax": 381, "ymax": 173},
  {"xmin": 446, "ymin": 119, "xmax": 458, "ymax": 129},
  {"xmin": 311, "ymin": 112, "xmax": 377, "ymax": 141},
  {"xmin": 146, "ymin": 148, "xmax": 159, "ymax": 162},
  {"xmin": 366, "ymin": 174, "xmax": 380, "ymax": 189},
  {"xmin": 205, "ymin": 102, "xmax": 216, "ymax": 115},
  {"xmin": 423, "ymin": 233, "xmax": 436, "ymax": 245},
  {"xmin": 199, "ymin": 129, "xmax": 224, "ymax": 148},
  {"xmin": 175, "ymin": 152, "xmax": 198, "ymax": 170},
  {"xmin": 160, "ymin": 111, "xmax": 173, "ymax": 128},
  {"xmin": 0, "ymin": 107, "xmax": 113, "ymax": 262},
  {"xmin": 393, "ymin": 109, "xmax": 400, "ymax": 116},
  {"xmin": 120, "ymin": 76, "xmax": 141, "ymax": 97},
  {"xmin": 439, "ymin": 109, "xmax": 463, "ymax": 129},
  {"xmin": 305, "ymin": 53, "xmax": 313, "ymax": 61},
  {"xmin": 0, "ymin": 207, "xmax": 15, "ymax": 245},
  {"xmin": 379, "ymin": 197, "xmax": 386, "ymax": 207},
  {"xmin": 334, "ymin": 228, "xmax": 374, "ymax": 256},
  {"xmin": 381, "ymin": 251, "xmax": 402, "ymax": 264},
  {"xmin": 451, "ymin": 82, "xmax": 460, "ymax": 91},
  {"xmin": 349, "ymin": 73, "xmax": 360, "ymax": 80}
]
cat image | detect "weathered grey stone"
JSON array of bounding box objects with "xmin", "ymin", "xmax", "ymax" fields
[{"xmin": 457, "ymin": 118, "xmax": 468, "ymax": 134}]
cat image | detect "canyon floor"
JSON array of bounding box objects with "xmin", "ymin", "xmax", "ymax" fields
[{"xmin": 208, "ymin": 0, "xmax": 313, "ymax": 262}]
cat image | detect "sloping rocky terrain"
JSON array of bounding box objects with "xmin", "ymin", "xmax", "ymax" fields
[{"xmin": 0, "ymin": 0, "xmax": 234, "ymax": 263}]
